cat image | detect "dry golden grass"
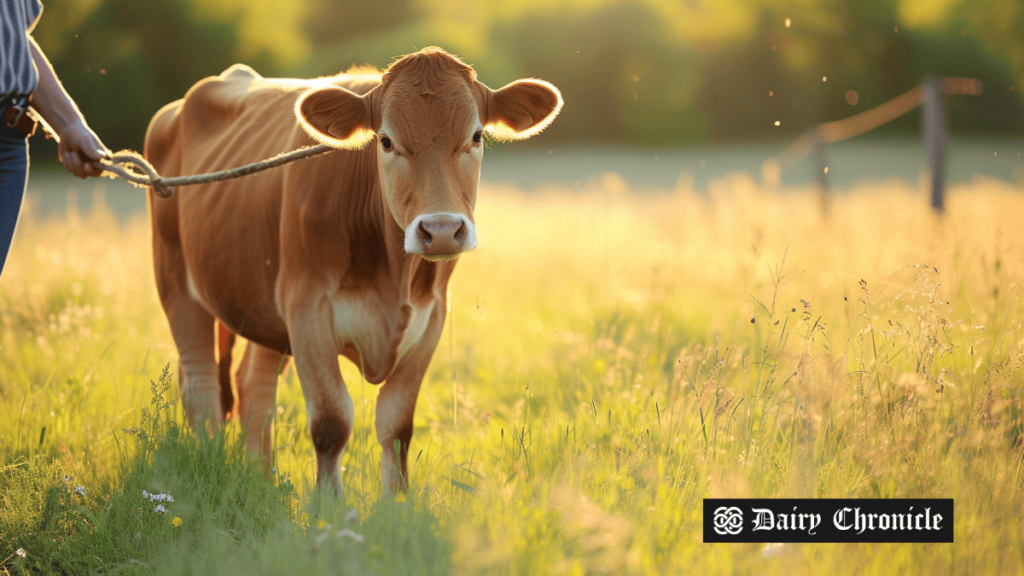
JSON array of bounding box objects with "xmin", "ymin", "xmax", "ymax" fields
[{"xmin": 1, "ymin": 172, "xmax": 1023, "ymax": 574}]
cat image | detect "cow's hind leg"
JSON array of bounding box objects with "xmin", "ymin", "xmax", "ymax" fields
[
  {"xmin": 236, "ymin": 341, "xmax": 288, "ymax": 470},
  {"xmin": 147, "ymin": 103, "xmax": 222, "ymax": 435},
  {"xmin": 165, "ymin": 296, "xmax": 223, "ymax": 434},
  {"xmin": 217, "ymin": 322, "xmax": 237, "ymax": 419}
]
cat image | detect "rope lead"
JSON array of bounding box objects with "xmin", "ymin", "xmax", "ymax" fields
[{"xmin": 94, "ymin": 144, "xmax": 337, "ymax": 198}]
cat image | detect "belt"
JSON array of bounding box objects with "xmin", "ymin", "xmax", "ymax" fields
[{"xmin": 0, "ymin": 93, "xmax": 37, "ymax": 137}]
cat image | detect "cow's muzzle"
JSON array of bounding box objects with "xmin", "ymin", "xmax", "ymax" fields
[{"xmin": 405, "ymin": 213, "xmax": 477, "ymax": 260}]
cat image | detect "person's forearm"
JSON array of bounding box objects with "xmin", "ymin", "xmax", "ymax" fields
[
  {"xmin": 27, "ymin": 36, "xmax": 88, "ymax": 137},
  {"xmin": 24, "ymin": 33, "xmax": 108, "ymax": 178}
]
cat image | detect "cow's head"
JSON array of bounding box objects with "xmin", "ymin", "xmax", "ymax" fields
[{"xmin": 296, "ymin": 47, "xmax": 562, "ymax": 260}]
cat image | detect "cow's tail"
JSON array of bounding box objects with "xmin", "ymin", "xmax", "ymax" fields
[{"xmin": 216, "ymin": 321, "xmax": 237, "ymax": 420}]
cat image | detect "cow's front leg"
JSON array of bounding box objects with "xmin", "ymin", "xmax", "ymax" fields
[
  {"xmin": 376, "ymin": 304, "xmax": 445, "ymax": 494},
  {"xmin": 285, "ymin": 294, "xmax": 353, "ymax": 497}
]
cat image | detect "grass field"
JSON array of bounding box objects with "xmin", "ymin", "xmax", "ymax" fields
[{"xmin": 2, "ymin": 172, "xmax": 1024, "ymax": 574}]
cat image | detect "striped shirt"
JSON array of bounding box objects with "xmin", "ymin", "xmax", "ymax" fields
[{"xmin": 1, "ymin": 0, "xmax": 43, "ymax": 95}]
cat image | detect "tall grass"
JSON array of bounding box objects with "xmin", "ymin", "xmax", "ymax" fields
[{"xmin": 1, "ymin": 174, "xmax": 1022, "ymax": 574}]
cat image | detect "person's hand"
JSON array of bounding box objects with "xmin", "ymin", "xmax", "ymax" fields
[{"xmin": 57, "ymin": 120, "xmax": 110, "ymax": 179}]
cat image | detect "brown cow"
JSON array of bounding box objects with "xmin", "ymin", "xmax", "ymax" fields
[{"xmin": 144, "ymin": 47, "xmax": 562, "ymax": 495}]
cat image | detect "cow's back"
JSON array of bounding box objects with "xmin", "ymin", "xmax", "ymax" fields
[{"xmin": 144, "ymin": 65, "xmax": 381, "ymax": 352}]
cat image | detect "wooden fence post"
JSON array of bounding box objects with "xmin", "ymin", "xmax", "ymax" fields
[{"xmin": 922, "ymin": 78, "xmax": 946, "ymax": 213}]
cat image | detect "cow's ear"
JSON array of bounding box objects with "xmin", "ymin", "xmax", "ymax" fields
[
  {"xmin": 296, "ymin": 86, "xmax": 376, "ymax": 149},
  {"xmin": 480, "ymin": 79, "xmax": 563, "ymax": 141}
]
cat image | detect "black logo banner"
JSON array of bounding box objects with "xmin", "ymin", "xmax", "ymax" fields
[{"xmin": 704, "ymin": 499, "xmax": 953, "ymax": 543}]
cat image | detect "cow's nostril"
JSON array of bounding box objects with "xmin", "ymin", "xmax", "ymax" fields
[
  {"xmin": 453, "ymin": 222, "xmax": 467, "ymax": 245},
  {"xmin": 417, "ymin": 221, "xmax": 433, "ymax": 246}
]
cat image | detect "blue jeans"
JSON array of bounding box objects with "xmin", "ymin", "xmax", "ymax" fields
[{"xmin": 0, "ymin": 122, "xmax": 28, "ymax": 278}]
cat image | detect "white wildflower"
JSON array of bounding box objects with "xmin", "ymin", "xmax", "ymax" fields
[
  {"xmin": 74, "ymin": 485, "xmax": 86, "ymax": 496},
  {"xmin": 344, "ymin": 509, "xmax": 359, "ymax": 524},
  {"xmin": 15, "ymin": 548, "xmax": 26, "ymax": 558},
  {"xmin": 315, "ymin": 532, "xmax": 330, "ymax": 545},
  {"xmin": 336, "ymin": 528, "xmax": 365, "ymax": 542},
  {"xmin": 143, "ymin": 491, "xmax": 174, "ymax": 503},
  {"xmin": 154, "ymin": 504, "xmax": 167, "ymax": 514}
]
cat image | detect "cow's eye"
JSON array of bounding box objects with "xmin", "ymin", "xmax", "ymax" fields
[
  {"xmin": 380, "ymin": 136, "xmax": 393, "ymax": 151},
  {"xmin": 472, "ymin": 131, "xmax": 483, "ymax": 145}
]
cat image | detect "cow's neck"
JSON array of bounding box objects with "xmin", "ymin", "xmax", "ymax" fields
[
  {"xmin": 351, "ymin": 153, "xmax": 446, "ymax": 309},
  {"xmin": 378, "ymin": 185, "xmax": 448, "ymax": 307}
]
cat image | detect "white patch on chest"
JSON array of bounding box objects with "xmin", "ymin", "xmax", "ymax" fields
[
  {"xmin": 186, "ymin": 269, "xmax": 208, "ymax": 308},
  {"xmin": 398, "ymin": 300, "xmax": 435, "ymax": 360},
  {"xmin": 330, "ymin": 293, "xmax": 376, "ymax": 353},
  {"xmin": 330, "ymin": 292, "xmax": 435, "ymax": 370}
]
